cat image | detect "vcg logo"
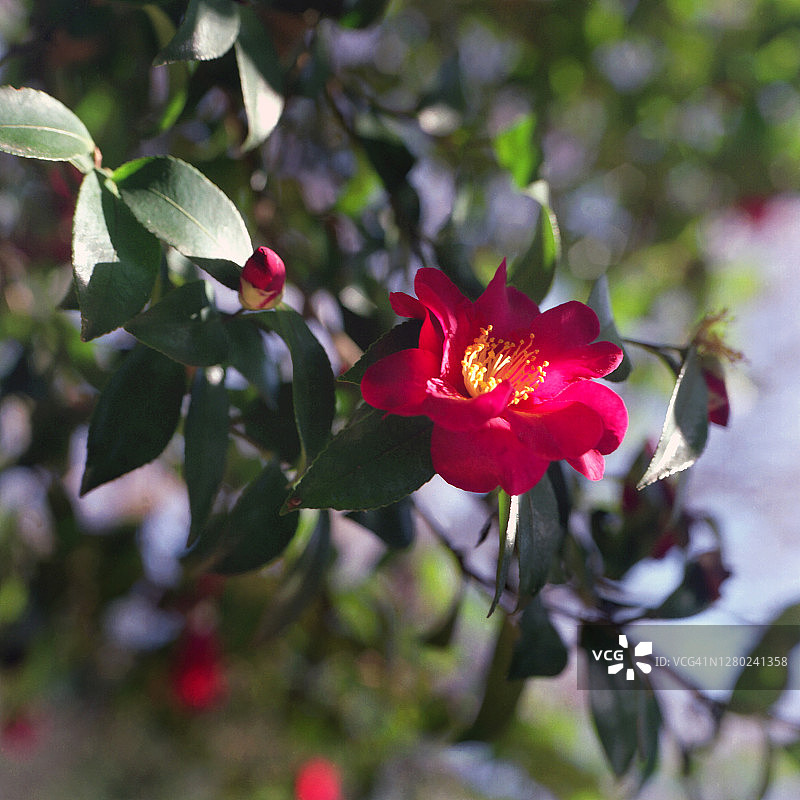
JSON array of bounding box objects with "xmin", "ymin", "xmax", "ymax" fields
[{"xmin": 591, "ymin": 635, "xmax": 653, "ymax": 681}]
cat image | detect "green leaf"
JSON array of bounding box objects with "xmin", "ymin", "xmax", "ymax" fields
[
  {"xmin": 581, "ymin": 624, "xmax": 640, "ymax": 777},
  {"xmin": 341, "ymin": 0, "xmax": 391, "ymax": 28},
  {"xmin": 508, "ymin": 181, "xmax": 561, "ymax": 305},
  {"xmin": 80, "ymin": 345, "xmax": 186, "ymax": 495},
  {"xmin": 154, "ymin": 0, "xmax": 240, "ymax": 65},
  {"xmin": 286, "ymin": 405, "xmax": 434, "ymax": 512},
  {"xmin": 637, "ymin": 346, "xmax": 709, "ymax": 489},
  {"xmin": 125, "ymin": 281, "xmax": 230, "ymax": 366},
  {"xmin": 339, "ymin": 318, "xmax": 423, "ymax": 385},
  {"xmin": 255, "ymin": 307, "xmax": 335, "ymax": 463},
  {"xmin": 489, "ymin": 491, "xmax": 517, "ymax": 617},
  {"xmin": 729, "ymin": 603, "xmax": 800, "ymax": 714},
  {"xmin": 251, "ymin": 510, "xmax": 331, "ymax": 641},
  {"xmin": 348, "ymin": 498, "xmax": 415, "ymax": 549},
  {"xmin": 508, "ymin": 596, "xmax": 568, "ymax": 679},
  {"xmin": 113, "ymin": 156, "xmax": 252, "ymax": 288},
  {"xmin": 235, "ymin": 7, "xmax": 284, "ymax": 151},
  {"xmin": 72, "ymin": 171, "xmax": 161, "ymax": 341},
  {"xmin": 184, "ymin": 368, "xmax": 229, "ymax": 536},
  {"xmin": 516, "ymin": 473, "xmax": 565, "ymax": 600},
  {"xmin": 225, "ymin": 316, "xmax": 279, "ymax": 399},
  {"xmin": 587, "ymin": 274, "xmax": 631, "ymax": 382},
  {"xmin": 493, "ymin": 113, "xmax": 539, "ymax": 189},
  {"xmin": 0, "ymin": 86, "xmax": 94, "ymax": 169},
  {"xmin": 188, "ymin": 458, "xmax": 298, "ymax": 574}
]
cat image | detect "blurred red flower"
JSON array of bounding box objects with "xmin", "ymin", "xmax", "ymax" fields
[
  {"xmin": 170, "ymin": 624, "xmax": 227, "ymax": 712},
  {"xmin": 362, "ymin": 261, "xmax": 628, "ymax": 494},
  {"xmin": 295, "ymin": 757, "xmax": 343, "ymax": 800}
]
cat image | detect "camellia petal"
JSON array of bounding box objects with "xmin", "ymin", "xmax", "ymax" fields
[
  {"xmin": 361, "ymin": 348, "xmax": 439, "ymax": 416},
  {"xmin": 431, "ymin": 419, "xmax": 551, "ymax": 495},
  {"xmin": 508, "ymin": 401, "xmax": 606, "ymax": 460},
  {"xmin": 473, "ymin": 259, "xmax": 541, "ymax": 338}
]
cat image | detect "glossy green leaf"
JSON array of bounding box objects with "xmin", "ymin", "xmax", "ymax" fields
[
  {"xmin": 235, "ymin": 7, "xmax": 284, "ymax": 151},
  {"xmin": 286, "ymin": 405, "xmax": 434, "ymax": 512},
  {"xmin": 72, "ymin": 171, "xmax": 161, "ymax": 340},
  {"xmin": 587, "ymin": 274, "xmax": 631, "ymax": 382},
  {"xmin": 154, "ymin": 0, "xmax": 240, "ymax": 65},
  {"xmin": 0, "ymin": 86, "xmax": 94, "ymax": 169},
  {"xmin": 184, "ymin": 368, "xmax": 229, "ymax": 536},
  {"xmin": 80, "ymin": 345, "xmax": 186, "ymax": 495},
  {"xmin": 339, "ymin": 318, "xmax": 423, "ymax": 385},
  {"xmin": 255, "ymin": 307, "xmax": 335, "ymax": 463},
  {"xmin": 516, "ymin": 473, "xmax": 565, "ymax": 600},
  {"xmin": 489, "ymin": 491, "xmax": 517, "ymax": 617},
  {"xmin": 125, "ymin": 281, "xmax": 229, "ymax": 366},
  {"xmin": 508, "ymin": 181, "xmax": 561, "ymax": 305},
  {"xmin": 508, "ymin": 596, "xmax": 568, "ymax": 679},
  {"xmin": 188, "ymin": 458, "xmax": 298, "ymax": 574},
  {"xmin": 637, "ymin": 346, "xmax": 709, "ymax": 489},
  {"xmin": 113, "ymin": 156, "xmax": 252, "ymax": 288}
]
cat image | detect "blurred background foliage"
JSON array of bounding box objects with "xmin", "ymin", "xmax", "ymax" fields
[{"xmin": 0, "ymin": 0, "xmax": 799, "ymax": 797}]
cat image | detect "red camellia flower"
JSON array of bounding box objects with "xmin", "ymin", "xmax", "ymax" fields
[
  {"xmin": 170, "ymin": 625, "xmax": 228, "ymax": 712},
  {"xmin": 239, "ymin": 245, "xmax": 286, "ymax": 310},
  {"xmin": 295, "ymin": 758, "xmax": 343, "ymax": 800},
  {"xmin": 361, "ymin": 261, "xmax": 628, "ymax": 495}
]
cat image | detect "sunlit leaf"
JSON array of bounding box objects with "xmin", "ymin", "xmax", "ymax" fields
[
  {"xmin": 185, "ymin": 368, "xmax": 229, "ymax": 536},
  {"xmin": 235, "ymin": 7, "xmax": 284, "ymax": 151},
  {"xmin": 285, "ymin": 405, "xmax": 433, "ymax": 512},
  {"xmin": 154, "ymin": 0, "xmax": 240, "ymax": 65},
  {"xmin": 493, "ymin": 113, "xmax": 539, "ymax": 189},
  {"xmin": 72, "ymin": 171, "xmax": 160, "ymax": 340},
  {"xmin": 637, "ymin": 346, "xmax": 709, "ymax": 488},
  {"xmin": 113, "ymin": 156, "xmax": 252, "ymax": 288},
  {"xmin": 80, "ymin": 345, "xmax": 186, "ymax": 495},
  {"xmin": 508, "ymin": 181, "xmax": 561, "ymax": 305},
  {"xmin": 0, "ymin": 86, "xmax": 94, "ymax": 169},
  {"xmin": 125, "ymin": 281, "xmax": 230, "ymax": 366},
  {"xmin": 489, "ymin": 491, "xmax": 517, "ymax": 617}
]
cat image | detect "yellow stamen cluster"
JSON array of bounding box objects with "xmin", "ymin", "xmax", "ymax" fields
[{"xmin": 461, "ymin": 325, "xmax": 548, "ymax": 405}]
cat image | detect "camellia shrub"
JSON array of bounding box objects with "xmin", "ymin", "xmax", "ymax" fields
[{"xmin": 0, "ymin": 1, "xmax": 797, "ymax": 797}]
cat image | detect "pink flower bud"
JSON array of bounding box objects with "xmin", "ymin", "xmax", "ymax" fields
[{"xmin": 239, "ymin": 246, "xmax": 286, "ymax": 310}]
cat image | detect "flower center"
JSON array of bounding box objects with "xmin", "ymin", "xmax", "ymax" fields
[{"xmin": 461, "ymin": 325, "xmax": 548, "ymax": 405}]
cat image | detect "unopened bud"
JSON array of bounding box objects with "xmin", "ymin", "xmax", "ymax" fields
[{"xmin": 239, "ymin": 246, "xmax": 285, "ymax": 310}]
